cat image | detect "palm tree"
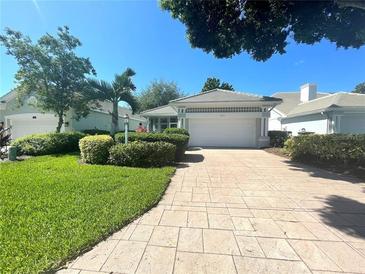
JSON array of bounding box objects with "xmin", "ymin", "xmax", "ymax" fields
[{"xmin": 88, "ymin": 68, "xmax": 138, "ymax": 135}]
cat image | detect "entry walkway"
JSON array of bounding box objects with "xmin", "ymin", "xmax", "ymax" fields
[{"xmin": 60, "ymin": 149, "xmax": 365, "ymax": 274}]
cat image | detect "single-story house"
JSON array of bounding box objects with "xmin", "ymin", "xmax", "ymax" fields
[
  {"xmin": 141, "ymin": 89, "xmax": 282, "ymax": 148},
  {"xmin": 0, "ymin": 90, "xmax": 145, "ymax": 139},
  {"xmin": 269, "ymin": 83, "xmax": 365, "ymax": 135}
]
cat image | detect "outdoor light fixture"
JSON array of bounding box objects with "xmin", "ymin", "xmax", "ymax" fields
[{"xmin": 124, "ymin": 114, "xmax": 129, "ymax": 144}]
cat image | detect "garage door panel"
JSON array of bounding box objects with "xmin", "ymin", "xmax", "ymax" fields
[
  {"xmin": 9, "ymin": 114, "xmax": 59, "ymax": 139},
  {"xmin": 189, "ymin": 118, "xmax": 256, "ymax": 147},
  {"xmin": 341, "ymin": 116, "xmax": 365, "ymax": 134}
]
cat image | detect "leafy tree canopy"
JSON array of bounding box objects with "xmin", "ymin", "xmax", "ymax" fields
[
  {"xmin": 88, "ymin": 68, "xmax": 138, "ymax": 135},
  {"xmin": 353, "ymin": 82, "xmax": 365, "ymax": 94},
  {"xmin": 138, "ymin": 80, "xmax": 184, "ymax": 112},
  {"xmin": 161, "ymin": 0, "xmax": 365, "ymax": 61},
  {"xmin": 201, "ymin": 77, "xmax": 234, "ymax": 92},
  {"xmin": 0, "ymin": 26, "xmax": 96, "ymax": 132}
]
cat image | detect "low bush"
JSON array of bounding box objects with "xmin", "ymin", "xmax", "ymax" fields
[
  {"xmin": 82, "ymin": 129, "xmax": 110, "ymax": 135},
  {"xmin": 163, "ymin": 127, "xmax": 190, "ymax": 136},
  {"xmin": 268, "ymin": 130, "xmax": 291, "ymax": 147},
  {"xmin": 79, "ymin": 135, "xmax": 114, "ymax": 164},
  {"xmin": 284, "ymin": 134, "xmax": 365, "ymax": 167},
  {"xmin": 12, "ymin": 132, "xmax": 85, "ymax": 156},
  {"xmin": 115, "ymin": 132, "xmax": 189, "ymax": 160},
  {"xmin": 297, "ymin": 131, "xmax": 315, "ymax": 136},
  {"xmin": 82, "ymin": 129, "xmax": 136, "ymax": 135},
  {"xmin": 109, "ymin": 141, "xmax": 176, "ymax": 167}
]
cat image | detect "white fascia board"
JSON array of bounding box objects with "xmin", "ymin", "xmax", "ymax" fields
[{"xmin": 271, "ymin": 108, "xmax": 286, "ymax": 117}]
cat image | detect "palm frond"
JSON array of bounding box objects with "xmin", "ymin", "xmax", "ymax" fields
[
  {"xmin": 119, "ymin": 91, "xmax": 138, "ymax": 113},
  {"xmin": 88, "ymin": 78, "xmax": 114, "ymax": 100},
  {"xmin": 112, "ymin": 67, "xmax": 136, "ymax": 95}
]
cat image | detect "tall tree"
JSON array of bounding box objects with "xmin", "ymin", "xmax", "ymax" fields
[
  {"xmin": 161, "ymin": 0, "xmax": 365, "ymax": 61},
  {"xmin": 138, "ymin": 80, "xmax": 184, "ymax": 112},
  {"xmin": 0, "ymin": 26, "xmax": 96, "ymax": 132},
  {"xmin": 353, "ymin": 82, "xmax": 365, "ymax": 94},
  {"xmin": 88, "ymin": 68, "xmax": 137, "ymax": 135},
  {"xmin": 201, "ymin": 77, "xmax": 234, "ymax": 92}
]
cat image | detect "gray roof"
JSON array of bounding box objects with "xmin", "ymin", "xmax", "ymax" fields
[
  {"xmin": 0, "ymin": 90, "xmax": 17, "ymax": 102},
  {"xmin": 0, "ymin": 90, "xmax": 145, "ymax": 121},
  {"xmin": 285, "ymin": 93, "xmax": 365, "ymax": 118},
  {"xmin": 171, "ymin": 89, "xmax": 282, "ymax": 104},
  {"xmin": 272, "ymin": 92, "xmax": 330, "ymax": 115},
  {"xmin": 140, "ymin": 105, "xmax": 177, "ymax": 117}
]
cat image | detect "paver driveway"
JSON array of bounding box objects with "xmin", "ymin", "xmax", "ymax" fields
[{"xmin": 59, "ymin": 149, "xmax": 365, "ymax": 274}]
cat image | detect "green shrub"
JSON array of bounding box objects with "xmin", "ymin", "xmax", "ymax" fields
[
  {"xmin": 268, "ymin": 130, "xmax": 291, "ymax": 148},
  {"xmin": 79, "ymin": 135, "xmax": 114, "ymax": 164},
  {"xmin": 297, "ymin": 131, "xmax": 315, "ymax": 136},
  {"xmin": 109, "ymin": 141, "xmax": 176, "ymax": 167},
  {"xmin": 284, "ymin": 134, "xmax": 365, "ymax": 167},
  {"xmin": 114, "ymin": 132, "xmax": 189, "ymax": 160},
  {"xmin": 82, "ymin": 129, "xmax": 110, "ymax": 135},
  {"xmin": 163, "ymin": 128, "xmax": 190, "ymax": 136},
  {"xmin": 82, "ymin": 129, "xmax": 135, "ymax": 135},
  {"xmin": 12, "ymin": 132, "xmax": 85, "ymax": 156}
]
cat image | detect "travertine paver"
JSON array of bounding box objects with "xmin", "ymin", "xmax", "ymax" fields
[{"xmin": 60, "ymin": 149, "xmax": 365, "ymax": 273}]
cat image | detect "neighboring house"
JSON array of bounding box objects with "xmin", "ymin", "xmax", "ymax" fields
[
  {"xmin": 141, "ymin": 89, "xmax": 282, "ymax": 148},
  {"xmin": 0, "ymin": 90, "xmax": 145, "ymax": 139},
  {"xmin": 269, "ymin": 83, "xmax": 365, "ymax": 135}
]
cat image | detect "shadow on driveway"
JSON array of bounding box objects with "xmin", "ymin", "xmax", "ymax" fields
[
  {"xmin": 284, "ymin": 160, "xmax": 364, "ymax": 184},
  {"xmin": 319, "ymin": 195, "xmax": 365, "ymax": 239},
  {"xmin": 176, "ymin": 153, "xmax": 205, "ymax": 169}
]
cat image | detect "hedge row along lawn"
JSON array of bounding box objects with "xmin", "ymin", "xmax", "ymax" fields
[{"xmin": 0, "ymin": 154, "xmax": 175, "ymax": 273}]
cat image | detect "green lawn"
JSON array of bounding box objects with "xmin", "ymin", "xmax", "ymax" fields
[{"xmin": 0, "ymin": 154, "xmax": 175, "ymax": 273}]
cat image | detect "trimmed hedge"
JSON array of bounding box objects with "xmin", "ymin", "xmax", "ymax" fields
[
  {"xmin": 268, "ymin": 130, "xmax": 291, "ymax": 148},
  {"xmin": 82, "ymin": 129, "xmax": 136, "ymax": 135},
  {"xmin": 82, "ymin": 129, "xmax": 110, "ymax": 135},
  {"xmin": 115, "ymin": 132, "xmax": 189, "ymax": 160},
  {"xmin": 298, "ymin": 131, "xmax": 315, "ymax": 136},
  {"xmin": 79, "ymin": 135, "xmax": 114, "ymax": 164},
  {"xmin": 163, "ymin": 128, "xmax": 190, "ymax": 136},
  {"xmin": 109, "ymin": 141, "xmax": 176, "ymax": 167},
  {"xmin": 12, "ymin": 132, "xmax": 85, "ymax": 156},
  {"xmin": 285, "ymin": 134, "xmax": 365, "ymax": 167}
]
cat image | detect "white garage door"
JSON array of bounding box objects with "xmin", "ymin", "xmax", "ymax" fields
[
  {"xmin": 8, "ymin": 113, "xmax": 60, "ymax": 139},
  {"xmin": 341, "ymin": 115, "xmax": 365, "ymax": 134},
  {"xmin": 189, "ymin": 118, "xmax": 257, "ymax": 147}
]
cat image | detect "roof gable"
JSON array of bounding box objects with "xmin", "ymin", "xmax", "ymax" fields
[
  {"xmin": 286, "ymin": 93, "xmax": 365, "ymax": 118},
  {"xmin": 272, "ymin": 92, "xmax": 330, "ymax": 115},
  {"xmin": 171, "ymin": 89, "xmax": 281, "ymax": 104},
  {"xmin": 140, "ymin": 105, "xmax": 177, "ymax": 117},
  {"xmin": 0, "ymin": 90, "xmax": 17, "ymax": 103}
]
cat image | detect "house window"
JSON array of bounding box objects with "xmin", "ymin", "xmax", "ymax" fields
[
  {"xmin": 150, "ymin": 118, "xmax": 159, "ymax": 132},
  {"xmin": 160, "ymin": 118, "xmax": 168, "ymax": 131},
  {"xmin": 169, "ymin": 117, "xmax": 178, "ymax": 128}
]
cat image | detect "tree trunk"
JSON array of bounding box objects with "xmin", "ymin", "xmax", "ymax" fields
[
  {"xmin": 111, "ymin": 100, "xmax": 119, "ymax": 135},
  {"xmin": 56, "ymin": 111, "xmax": 64, "ymax": 133}
]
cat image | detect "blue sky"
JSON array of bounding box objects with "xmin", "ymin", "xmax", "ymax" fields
[{"xmin": 1, "ymin": 0, "xmax": 365, "ymax": 98}]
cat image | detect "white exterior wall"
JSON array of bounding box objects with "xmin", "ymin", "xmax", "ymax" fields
[
  {"xmin": 268, "ymin": 109, "xmax": 283, "ymax": 131},
  {"xmin": 282, "ymin": 114, "xmax": 328, "ymax": 136},
  {"xmin": 71, "ymin": 110, "xmax": 143, "ymax": 132}
]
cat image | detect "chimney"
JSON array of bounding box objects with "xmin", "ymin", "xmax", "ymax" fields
[{"xmin": 300, "ymin": 83, "xmax": 317, "ymax": 103}]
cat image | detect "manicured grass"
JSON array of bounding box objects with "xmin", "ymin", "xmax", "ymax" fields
[{"xmin": 0, "ymin": 154, "xmax": 175, "ymax": 273}]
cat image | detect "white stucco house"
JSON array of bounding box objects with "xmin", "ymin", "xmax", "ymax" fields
[
  {"xmin": 269, "ymin": 83, "xmax": 365, "ymax": 135},
  {"xmin": 141, "ymin": 89, "xmax": 282, "ymax": 148},
  {"xmin": 0, "ymin": 90, "xmax": 145, "ymax": 139}
]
